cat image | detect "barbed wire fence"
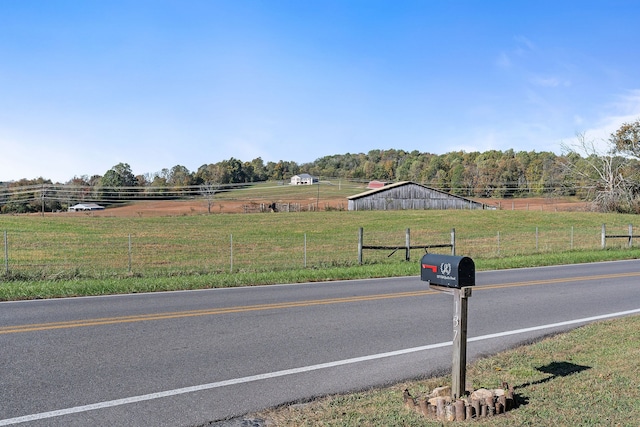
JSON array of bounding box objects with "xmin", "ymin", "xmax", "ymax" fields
[{"xmin": 1, "ymin": 223, "xmax": 635, "ymax": 279}]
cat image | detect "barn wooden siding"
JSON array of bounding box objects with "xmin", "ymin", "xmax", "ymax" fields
[{"xmin": 347, "ymin": 182, "xmax": 485, "ymax": 211}]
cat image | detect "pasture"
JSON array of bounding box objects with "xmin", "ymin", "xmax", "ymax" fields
[{"xmin": 2, "ymin": 204, "xmax": 640, "ymax": 300}]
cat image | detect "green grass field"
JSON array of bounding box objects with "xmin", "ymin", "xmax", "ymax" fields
[
  {"xmin": 1, "ymin": 208, "xmax": 640, "ymax": 300},
  {"xmin": 216, "ymin": 179, "xmax": 366, "ymax": 201}
]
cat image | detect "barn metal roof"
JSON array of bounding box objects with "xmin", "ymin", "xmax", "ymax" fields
[{"xmin": 347, "ymin": 181, "xmax": 479, "ymax": 203}]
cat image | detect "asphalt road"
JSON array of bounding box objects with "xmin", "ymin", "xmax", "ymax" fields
[{"xmin": 1, "ymin": 260, "xmax": 640, "ymax": 426}]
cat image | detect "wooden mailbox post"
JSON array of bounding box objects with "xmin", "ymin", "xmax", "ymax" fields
[{"xmin": 421, "ymin": 254, "xmax": 475, "ymax": 400}]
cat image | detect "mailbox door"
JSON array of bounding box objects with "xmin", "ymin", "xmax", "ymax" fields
[{"xmin": 457, "ymin": 257, "xmax": 475, "ymax": 287}]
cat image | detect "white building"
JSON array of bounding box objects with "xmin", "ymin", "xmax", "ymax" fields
[
  {"xmin": 290, "ymin": 174, "xmax": 318, "ymax": 185},
  {"xmin": 68, "ymin": 203, "xmax": 105, "ymax": 212}
]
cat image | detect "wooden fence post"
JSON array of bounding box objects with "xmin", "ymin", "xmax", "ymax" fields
[
  {"xmin": 230, "ymin": 234, "xmax": 233, "ymax": 273},
  {"xmin": 452, "ymin": 287, "xmax": 472, "ymax": 400},
  {"xmin": 3, "ymin": 230, "xmax": 7, "ymax": 275},
  {"xmin": 405, "ymin": 228, "xmax": 410, "ymax": 261},
  {"xmin": 451, "ymin": 228, "xmax": 456, "ymax": 255},
  {"xmin": 358, "ymin": 227, "xmax": 363, "ymax": 265},
  {"xmin": 571, "ymin": 226, "xmax": 574, "ymax": 250}
]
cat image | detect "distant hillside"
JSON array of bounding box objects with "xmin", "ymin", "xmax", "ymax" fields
[{"xmin": 1, "ymin": 148, "xmax": 635, "ymax": 214}]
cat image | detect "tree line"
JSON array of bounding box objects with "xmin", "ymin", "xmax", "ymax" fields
[{"xmin": 3, "ymin": 119, "xmax": 640, "ymax": 214}]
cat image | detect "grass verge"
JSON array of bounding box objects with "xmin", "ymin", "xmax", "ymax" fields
[
  {"xmin": 254, "ymin": 315, "xmax": 640, "ymax": 426},
  {"xmin": 2, "ymin": 248, "xmax": 639, "ymax": 300}
]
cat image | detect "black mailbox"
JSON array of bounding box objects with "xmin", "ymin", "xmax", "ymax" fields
[{"xmin": 420, "ymin": 254, "xmax": 475, "ymax": 288}]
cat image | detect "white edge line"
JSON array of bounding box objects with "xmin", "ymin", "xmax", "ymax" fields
[{"xmin": 2, "ymin": 308, "xmax": 639, "ymax": 426}]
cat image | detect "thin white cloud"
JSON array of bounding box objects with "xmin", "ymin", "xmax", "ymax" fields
[
  {"xmin": 496, "ymin": 52, "xmax": 512, "ymax": 68},
  {"xmin": 560, "ymin": 90, "xmax": 640, "ymax": 153},
  {"xmin": 512, "ymin": 35, "xmax": 536, "ymax": 59},
  {"xmin": 591, "ymin": 91, "xmax": 640, "ymax": 137},
  {"xmin": 530, "ymin": 76, "xmax": 571, "ymax": 88},
  {"xmin": 496, "ymin": 36, "xmax": 534, "ymax": 69},
  {"xmin": 514, "ymin": 35, "xmax": 536, "ymax": 51},
  {"xmin": 531, "ymin": 76, "xmax": 560, "ymax": 87},
  {"xmin": 610, "ymin": 89, "xmax": 640, "ymax": 116}
]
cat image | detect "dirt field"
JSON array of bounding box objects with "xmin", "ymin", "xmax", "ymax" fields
[
  {"xmin": 67, "ymin": 196, "xmax": 588, "ymax": 217},
  {"xmin": 477, "ymin": 197, "xmax": 590, "ymax": 212}
]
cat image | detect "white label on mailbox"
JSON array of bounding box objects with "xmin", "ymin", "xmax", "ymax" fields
[{"xmin": 437, "ymin": 262, "xmax": 456, "ymax": 281}]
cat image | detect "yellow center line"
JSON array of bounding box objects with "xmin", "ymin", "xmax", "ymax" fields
[
  {"xmin": 2, "ymin": 271, "xmax": 639, "ymax": 335},
  {"xmin": 478, "ymin": 271, "xmax": 640, "ymax": 291},
  {"xmin": 0, "ymin": 290, "xmax": 431, "ymax": 334}
]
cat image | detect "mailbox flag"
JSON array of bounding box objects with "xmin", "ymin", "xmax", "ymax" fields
[{"xmin": 422, "ymin": 264, "xmax": 438, "ymax": 273}]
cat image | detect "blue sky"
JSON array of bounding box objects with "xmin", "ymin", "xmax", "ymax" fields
[{"xmin": 2, "ymin": 1, "xmax": 640, "ymax": 182}]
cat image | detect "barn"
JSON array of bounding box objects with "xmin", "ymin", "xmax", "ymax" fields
[{"xmin": 347, "ymin": 181, "xmax": 486, "ymax": 211}]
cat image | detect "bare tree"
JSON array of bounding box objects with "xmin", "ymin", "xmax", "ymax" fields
[
  {"xmin": 561, "ymin": 132, "xmax": 633, "ymax": 212},
  {"xmin": 199, "ymin": 182, "xmax": 219, "ymax": 214}
]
